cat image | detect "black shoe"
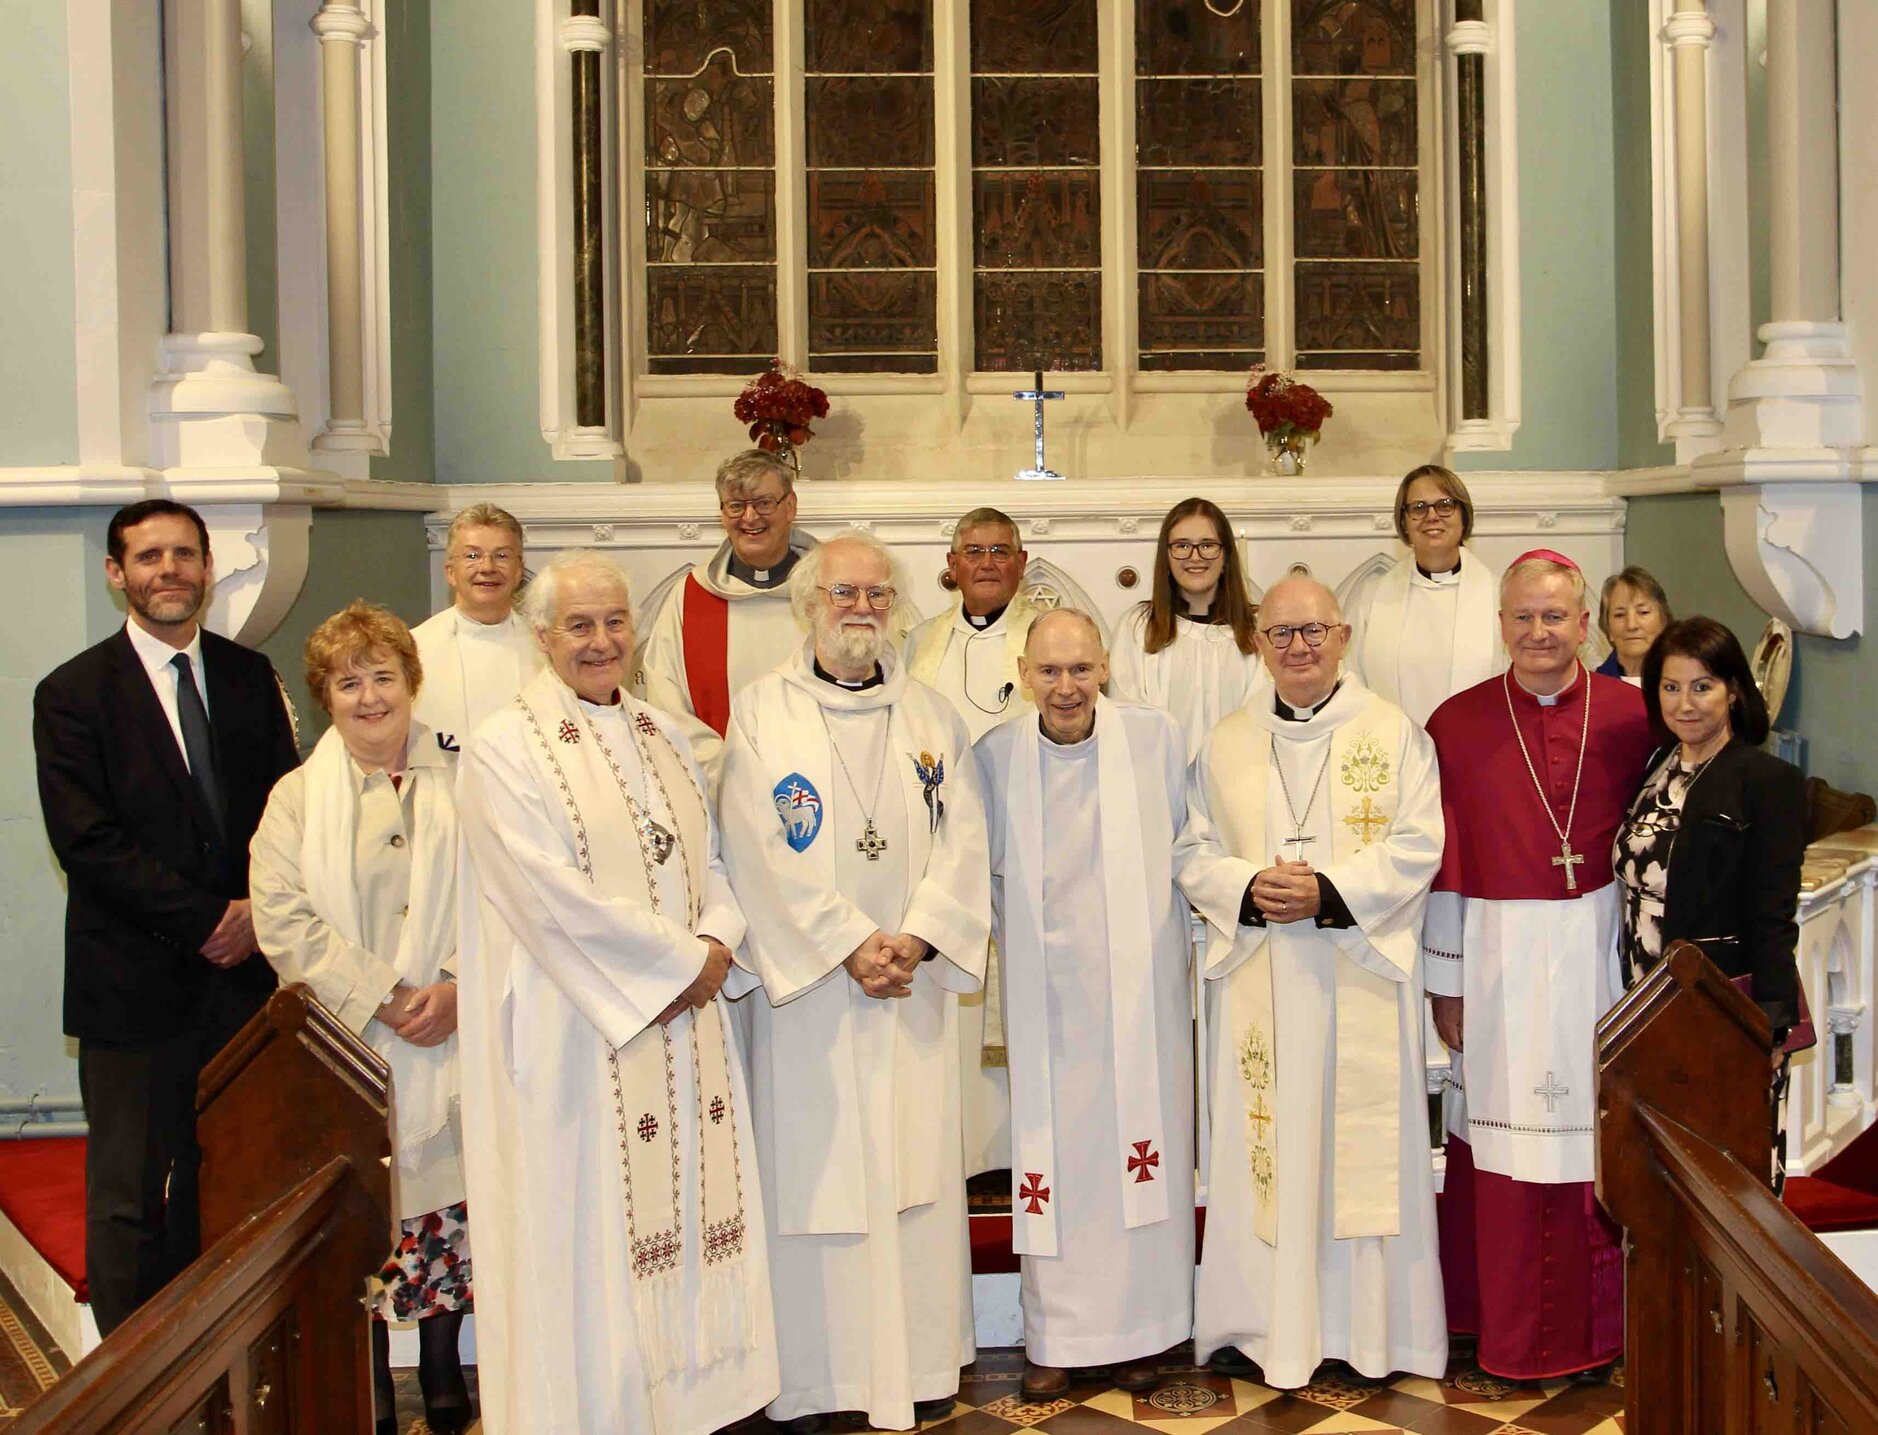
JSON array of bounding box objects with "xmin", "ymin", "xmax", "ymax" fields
[
  {"xmin": 1206, "ymin": 1345, "xmax": 1264, "ymax": 1381},
  {"xmin": 913, "ymin": 1395, "xmax": 957, "ymax": 1422},
  {"xmin": 1569, "ymin": 1360, "xmax": 1617, "ymax": 1387},
  {"xmin": 779, "ymin": 1415, "xmax": 829, "ymax": 1434}
]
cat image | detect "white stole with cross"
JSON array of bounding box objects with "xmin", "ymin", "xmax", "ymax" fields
[{"xmin": 1199, "ymin": 680, "xmax": 1435, "ymax": 1247}]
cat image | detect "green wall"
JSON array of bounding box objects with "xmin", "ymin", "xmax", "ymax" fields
[
  {"xmin": 432, "ymin": 0, "xmax": 611, "ymax": 485},
  {"xmin": 1610, "ymin": 0, "xmax": 1672, "ymax": 471},
  {"xmin": 258, "ymin": 509, "xmax": 435, "ymax": 747},
  {"xmin": 371, "ymin": 0, "xmax": 436, "ymax": 483},
  {"xmin": 241, "ymin": 0, "xmax": 280, "ymax": 369},
  {"xmin": 1626, "ymin": 491, "xmax": 1878, "ymax": 798},
  {"xmin": 0, "ymin": 4, "xmax": 78, "ymax": 466}
]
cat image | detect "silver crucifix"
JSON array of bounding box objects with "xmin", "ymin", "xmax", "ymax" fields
[{"xmin": 1013, "ymin": 368, "xmax": 1065, "ymax": 481}]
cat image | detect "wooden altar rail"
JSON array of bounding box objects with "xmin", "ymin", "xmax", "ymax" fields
[
  {"xmin": 1599, "ymin": 942, "xmax": 1878, "ymax": 1434},
  {"xmin": 12, "ymin": 987, "xmax": 391, "ymax": 1433}
]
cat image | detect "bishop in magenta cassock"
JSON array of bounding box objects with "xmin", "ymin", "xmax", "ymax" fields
[{"xmin": 1423, "ymin": 550, "xmax": 1655, "ymax": 1382}]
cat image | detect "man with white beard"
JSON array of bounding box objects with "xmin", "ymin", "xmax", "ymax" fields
[
  {"xmin": 975, "ymin": 609, "xmax": 1195, "ymax": 1399},
  {"xmin": 719, "ymin": 533, "xmax": 991, "ymax": 1433}
]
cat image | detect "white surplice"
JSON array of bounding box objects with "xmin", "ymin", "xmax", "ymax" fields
[
  {"xmin": 456, "ymin": 687, "xmax": 778, "ymax": 1435},
  {"xmin": 410, "ymin": 607, "xmax": 544, "ymax": 749},
  {"xmin": 1175, "ymin": 677, "xmax": 1447, "ymax": 1390},
  {"xmin": 904, "ymin": 596, "xmax": 1038, "ymax": 1178},
  {"xmin": 1344, "ymin": 554, "xmax": 1503, "ymax": 727},
  {"xmin": 720, "ymin": 644, "xmax": 990, "ymax": 1431},
  {"xmin": 976, "ymin": 699, "xmax": 1195, "ymax": 1368},
  {"xmin": 1107, "ymin": 604, "xmax": 1266, "ymax": 759}
]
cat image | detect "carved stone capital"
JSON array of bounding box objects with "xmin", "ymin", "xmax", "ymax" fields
[
  {"xmin": 1662, "ymin": 9, "xmax": 1717, "ymax": 49},
  {"xmin": 310, "ymin": 3, "xmax": 372, "ymax": 44}
]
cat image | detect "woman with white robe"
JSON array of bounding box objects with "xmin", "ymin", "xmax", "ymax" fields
[
  {"xmin": 1108, "ymin": 496, "xmax": 1264, "ymax": 758},
  {"xmin": 251, "ymin": 602, "xmax": 471, "ymax": 1435},
  {"xmin": 1345, "ymin": 465, "xmax": 1504, "ymax": 726}
]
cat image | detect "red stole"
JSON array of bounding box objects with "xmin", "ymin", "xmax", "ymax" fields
[
  {"xmin": 1426, "ymin": 667, "xmax": 1654, "ymax": 901},
  {"xmin": 679, "ymin": 573, "xmax": 732, "ymax": 735}
]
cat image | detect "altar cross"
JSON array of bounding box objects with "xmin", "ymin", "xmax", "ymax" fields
[
  {"xmin": 1012, "ymin": 368, "xmax": 1066, "ymax": 481},
  {"xmin": 1551, "ymin": 838, "xmax": 1584, "ymax": 891}
]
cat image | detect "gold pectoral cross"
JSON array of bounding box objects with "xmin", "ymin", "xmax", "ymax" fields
[{"xmin": 1552, "ymin": 838, "xmax": 1584, "ymax": 891}]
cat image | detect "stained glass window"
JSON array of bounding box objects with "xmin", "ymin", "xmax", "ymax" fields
[
  {"xmin": 804, "ymin": 0, "xmax": 939, "ymax": 373},
  {"xmin": 970, "ymin": 0, "xmax": 1103, "ymax": 371},
  {"xmin": 1136, "ymin": 0, "xmax": 1263, "ymax": 372},
  {"xmin": 644, "ymin": 0, "xmax": 778, "ymax": 373},
  {"xmin": 1290, "ymin": 0, "xmax": 1420, "ymax": 369}
]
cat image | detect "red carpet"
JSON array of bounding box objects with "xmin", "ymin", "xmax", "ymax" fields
[
  {"xmin": 1786, "ymin": 1119, "xmax": 1878, "ymax": 1234},
  {"xmin": 0, "ymin": 1138, "xmax": 87, "ymax": 1302}
]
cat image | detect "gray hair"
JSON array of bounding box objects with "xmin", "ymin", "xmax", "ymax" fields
[
  {"xmin": 1025, "ymin": 606, "xmax": 1104, "ymax": 654},
  {"xmin": 951, "ymin": 506, "xmax": 1022, "ymax": 552},
  {"xmin": 1501, "ymin": 555, "xmax": 1588, "ymax": 612},
  {"xmin": 446, "ymin": 502, "xmax": 525, "ymax": 553},
  {"xmin": 715, "ymin": 448, "xmax": 796, "ymax": 501},
  {"xmin": 520, "ymin": 550, "xmax": 634, "ymax": 632},
  {"xmin": 1597, "ymin": 565, "xmax": 1672, "ymax": 639},
  {"xmin": 788, "ymin": 531, "xmax": 901, "ymax": 630}
]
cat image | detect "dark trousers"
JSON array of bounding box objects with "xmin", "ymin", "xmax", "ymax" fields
[{"xmin": 77, "ymin": 975, "xmax": 263, "ymax": 1335}]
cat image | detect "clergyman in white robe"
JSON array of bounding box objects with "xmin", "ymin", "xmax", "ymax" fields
[
  {"xmin": 1343, "ymin": 553, "xmax": 1503, "ymax": 727},
  {"xmin": 410, "ymin": 606, "xmax": 544, "ymax": 749},
  {"xmin": 1177, "ymin": 627, "xmax": 1447, "ymax": 1388},
  {"xmin": 458, "ymin": 656, "xmax": 777, "ymax": 1434},
  {"xmin": 977, "ymin": 694, "xmax": 1195, "ymax": 1372},
  {"xmin": 720, "ymin": 566, "xmax": 990, "ymax": 1430}
]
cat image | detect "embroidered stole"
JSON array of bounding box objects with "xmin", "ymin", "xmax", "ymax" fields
[
  {"xmin": 680, "ymin": 574, "xmax": 734, "ymax": 736},
  {"xmin": 1003, "ymin": 701, "xmax": 1168, "ymax": 1255},
  {"xmin": 1204, "ymin": 699, "xmax": 1404, "ymax": 1246},
  {"xmin": 514, "ymin": 669, "xmax": 750, "ymax": 1380}
]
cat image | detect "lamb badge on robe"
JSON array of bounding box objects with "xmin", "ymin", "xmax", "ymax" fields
[
  {"xmin": 910, "ymin": 750, "xmax": 946, "ymax": 833},
  {"xmin": 773, "ymin": 773, "xmax": 824, "ymax": 852}
]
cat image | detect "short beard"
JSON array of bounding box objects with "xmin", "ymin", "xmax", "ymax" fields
[
  {"xmin": 130, "ymin": 584, "xmax": 204, "ymax": 628},
  {"xmin": 819, "ymin": 616, "xmax": 886, "ymax": 669}
]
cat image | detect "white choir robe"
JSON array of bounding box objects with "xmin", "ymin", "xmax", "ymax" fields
[
  {"xmin": 1343, "ymin": 553, "xmax": 1503, "ymax": 727},
  {"xmin": 1107, "ymin": 604, "xmax": 1266, "ymax": 759},
  {"xmin": 410, "ymin": 607, "xmax": 545, "ymax": 749},
  {"xmin": 1175, "ymin": 677, "xmax": 1447, "ymax": 1390},
  {"xmin": 720, "ymin": 645, "xmax": 991, "ymax": 1431},
  {"xmin": 975, "ymin": 700, "xmax": 1195, "ymax": 1368},
  {"xmin": 456, "ymin": 698, "xmax": 778, "ymax": 1435},
  {"xmin": 905, "ymin": 597, "xmax": 1039, "ymax": 1178}
]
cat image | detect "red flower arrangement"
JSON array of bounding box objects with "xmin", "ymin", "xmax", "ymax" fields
[
  {"xmin": 734, "ymin": 358, "xmax": 830, "ymax": 454},
  {"xmin": 1244, "ymin": 364, "xmax": 1333, "ymax": 443}
]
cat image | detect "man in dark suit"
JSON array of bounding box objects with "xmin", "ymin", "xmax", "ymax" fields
[{"xmin": 33, "ymin": 499, "xmax": 300, "ymax": 1335}]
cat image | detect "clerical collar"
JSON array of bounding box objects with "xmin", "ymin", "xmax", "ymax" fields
[
  {"xmin": 1275, "ymin": 679, "xmax": 1341, "ymax": 723},
  {"xmin": 964, "ymin": 602, "xmax": 1008, "ymax": 630},
  {"xmin": 813, "ymin": 657, "xmax": 884, "ymax": 691},
  {"xmin": 1514, "ymin": 663, "xmax": 1581, "ymax": 707},
  {"xmin": 727, "ymin": 549, "xmax": 800, "ymax": 590},
  {"xmin": 1177, "ymin": 607, "xmax": 1224, "ymax": 625},
  {"xmin": 1415, "ymin": 555, "xmax": 1462, "ymax": 580}
]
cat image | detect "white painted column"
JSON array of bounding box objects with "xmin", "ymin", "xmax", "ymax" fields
[
  {"xmin": 310, "ymin": 1, "xmax": 374, "ymax": 453},
  {"xmin": 149, "ymin": 0, "xmax": 302, "ymax": 471},
  {"xmin": 1662, "ymin": 2, "xmax": 1721, "ymax": 452}
]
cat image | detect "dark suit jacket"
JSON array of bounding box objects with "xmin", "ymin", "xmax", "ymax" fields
[
  {"xmin": 34, "ymin": 626, "xmax": 301, "ymax": 1044},
  {"xmin": 1651, "ymin": 738, "xmax": 1807, "ymax": 1030}
]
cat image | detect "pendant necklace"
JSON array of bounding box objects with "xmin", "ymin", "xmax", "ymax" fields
[
  {"xmin": 823, "ymin": 709, "xmax": 891, "ymax": 861},
  {"xmin": 1503, "ymin": 667, "xmax": 1592, "ymax": 892},
  {"xmin": 1272, "ymin": 738, "xmax": 1334, "ymax": 863}
]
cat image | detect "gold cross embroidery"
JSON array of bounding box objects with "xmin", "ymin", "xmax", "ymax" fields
[
  {"xmin": 1342, "ymin": 796, "xmax": 1388, "ymax": 846},
  {"xmin": 1249, "ymin": 1092, "xmax": 1274, "ymax": 1139}
]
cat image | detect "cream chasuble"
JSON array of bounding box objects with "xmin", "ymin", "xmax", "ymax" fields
[
  {"xmin": 905, "ymin": 594, "xmax": 1037, "ymax": 1177},
  {"xmin": 977, "ymin": 699, "xmax": 1195, "ymax": 1368},
  {"xmin": 719, "ymin": 644, "xmax": 990, "ymax": 1431},
  {"xmin": 1176, "ymin": 676, "xmax": 1447, "ymax": 1389},
  {"xmin": 457, "ymin": 671, "xmax": 776, "ymax": 1435}
]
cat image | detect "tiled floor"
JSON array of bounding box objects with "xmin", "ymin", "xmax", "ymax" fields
[{"xmin": 721, "ymin": 1344, "xmax": 1625, "ymax": 1435}]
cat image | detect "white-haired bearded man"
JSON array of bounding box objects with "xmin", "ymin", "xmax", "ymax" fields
[
  {"xmin": 455, "ymin": 550, "xmax": 778, "ymax": 1435},
  {"xmin": 719, "ymin": 532, "xmax": 991, "ymax": 1433}
]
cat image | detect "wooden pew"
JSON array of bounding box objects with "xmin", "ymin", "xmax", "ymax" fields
[
  {"xmin": 1598, "ymin": 941, "xmax": 1878, "ymax": 1433},
  {"xmin": 13, "ymin": 986, "xmax": 391, "ymax": 1433}
]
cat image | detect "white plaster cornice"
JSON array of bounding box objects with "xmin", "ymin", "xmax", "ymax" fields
[{"xmin": 0, "ymin": 466, "xmax": 440, "ymax": 512}]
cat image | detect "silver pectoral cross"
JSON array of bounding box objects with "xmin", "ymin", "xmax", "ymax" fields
[
  {"xmin": 1283, "ymin": 833, "xmax": 1317, "ymax": 862},
  {"xmin": 856, "ymin": 819, "xmax": 889, "ymax": 861},
  {"xmin": 1551, "ymin": 838, "xmax": 1584, "ymax": 891},
  {"xmin": 1013, "ymin": 368, "xmax": 1066, "ymax": 481}
]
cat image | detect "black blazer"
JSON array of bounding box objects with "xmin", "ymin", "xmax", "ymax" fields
[
  {"xmin": 1649, "ymin": 738, "xmax": 1807, "ymax": 1030},
  {"xmin": 34, "ymin": 626, "xmax": 301, "ymax": 1044}
]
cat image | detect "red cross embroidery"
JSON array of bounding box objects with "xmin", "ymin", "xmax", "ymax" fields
[
  {"xmin": 1127, "ymin": 1140, "xmax": 1160, "ymax": 1184},
  {"xmin": 558, "ymin": 719, "xmax": 581, "ymax": 744},
  {"xmin": 708, "ymin": 1095, "xmax": 726, "ymax": 1125},
  {"xmin": 636, "ymin": 1112, "xmax": 659, "ymax": 1142},
  {"xmin": 635, "ymin": 712, "xmax": 660, "ymax": 736},
  {"xmin": 1018, "ymin": 1172, "xmax": 1051, "ymax": 1214}
]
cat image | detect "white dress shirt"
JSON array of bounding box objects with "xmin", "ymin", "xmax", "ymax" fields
[{"xmin": 124, "ymin": 618, "xmax": 208, "ymax": 770}]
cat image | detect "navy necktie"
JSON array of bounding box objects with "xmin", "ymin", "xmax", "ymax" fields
[{"xmin": 170, "ymin": 652, "xmax": 226, "ymax": 845}]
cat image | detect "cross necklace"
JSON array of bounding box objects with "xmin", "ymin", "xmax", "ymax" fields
[
  {"xmin": 1502, "ymin": 667, "xmax": 1592, "ymax": 892},
  {"xmin": 1272, "ymin": 740, "xmax": 1334, "ymax": 862},
  {"xmin": 823, "ymin": 711, "xmax": 891, "ymax": 861}
]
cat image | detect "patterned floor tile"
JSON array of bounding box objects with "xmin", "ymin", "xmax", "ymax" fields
[{"xmin": 1037, "ymin": 1406, "xmax": 1158, "ymax": 1433}]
